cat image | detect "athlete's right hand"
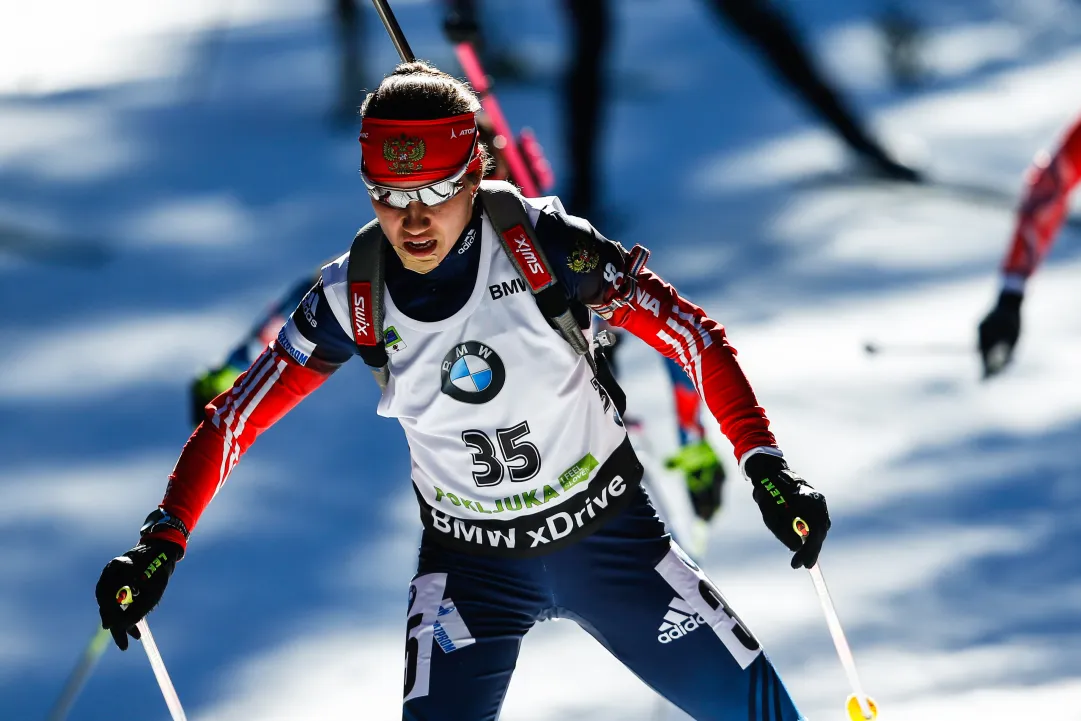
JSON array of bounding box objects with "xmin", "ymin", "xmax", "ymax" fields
[
  {"xmin": 95, "ymin": 539, "xmax": 182, "ymax": 650},
  {"xmin": 978, "ymin": 290, "xmax": 1023, "ymax": 379}
]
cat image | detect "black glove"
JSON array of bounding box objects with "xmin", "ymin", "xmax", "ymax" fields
[
  {"xmin": 95, "ymin": 538, "xmax": 182, "ymax": 650},
  {"xmin": 978, "ymin": 290, "xmax": 1022, "ymax": 378},
  {"xmin": 746, "ymin": 453, "xmax": 830, "ymax": 569}
]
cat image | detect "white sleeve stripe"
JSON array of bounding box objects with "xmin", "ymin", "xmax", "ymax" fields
[
  {"xmin": 219, "ymin": 359, "xmax": 286, "ymax": 493},
  {"xmin": 657, "ymin": 329, "xmax": 690, "ymax": 366},
  {"xmin": 665, "ymin": 317, "xmax": 700, "ymax": 357},
  {"xmin": 212, "ymin": 349, "xmax": 273, "ymax": 431},
  {"xmin": 657, "ymin": 329, "xmax": 700, "ymax": 394},
  {"xmin": 674, "ymin": 316, "xmax": 709, "ymax": 392},
  {"xmin": 672, "ymin": 307, "xmax": 712, "ymax": 350},
  {"xmin": 215, "ymin": 358, "xmax": 286, "ymax": 497},
  {"xmin": 215, "ymin": 353, "xmax": 272, "ymax": 441},
  {"xmin": 232, "ymin": 359, "xmax": 285, "ymax": 446},
  {"xmin": 214, "ymin": 351, "xmax": 276, "ymax": 490},
  {"xmin": 226, "ymin": 351, "xmax": 277, "ymax": 417},
  {"xmin": 665, "ymin": 318, "xmax": 704, "ymax": 391}
]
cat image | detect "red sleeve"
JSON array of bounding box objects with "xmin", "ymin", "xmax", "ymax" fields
[
  {"xmin": 1003, "ymin": 114, "xmax": 1081, "ymax": 280},
  {"xmin": 151, "ymin": 344, "xmax": 333, "ymax": 552},
  {"xmin": 606, "ymin": 268, "xmax": 777, "ymax": 460}
]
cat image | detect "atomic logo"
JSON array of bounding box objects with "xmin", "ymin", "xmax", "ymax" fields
[{"xmin": 440, "ymin": 341, "xmax": 506, "ymax": 404}]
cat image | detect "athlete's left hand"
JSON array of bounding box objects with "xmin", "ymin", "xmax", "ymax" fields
[{"xmin": 745, "ymin": 453, "xmax": 830, "ymax": 569}]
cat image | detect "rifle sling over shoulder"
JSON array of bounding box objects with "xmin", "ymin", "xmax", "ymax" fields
[{"xmin": 345, "ymin": 180, "xmax": 600, "ymax": 387}]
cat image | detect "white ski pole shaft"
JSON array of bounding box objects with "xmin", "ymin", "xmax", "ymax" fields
[
  {"xmin": 793, "ymin": 519, "xmax": 875, "ymax": 720},
  {"xmin": 135, "ymin": 619, "xmax": 188, "ymax": 721},
  {"xmin": 806, "ymin": 563, "xmax": 873, "ymax": 718},
  {"xmin": 117, "ymin": 587, "xmax": 189, "ymax": 721}
]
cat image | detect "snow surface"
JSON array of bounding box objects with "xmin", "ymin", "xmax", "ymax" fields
[{"xmin": 2, "ymin": 1, "xmax": 1080, "ymax": 719}]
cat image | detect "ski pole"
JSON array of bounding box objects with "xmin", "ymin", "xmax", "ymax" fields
[
  {"xmin": 453, "ymin": 42, "xmax": 541, "ymax": 197},
  {"xmin": 368, "ymin": 0, "xmax": 543, "ymax": 197},
  {"xmin": 369, "ymin": 0, "xmax": 415, "ymax": 65},
  {"xmin": 116, "ymin": 587, "xmax": 189, "ymax": 721},
  {"xmin": 793, "ymin": 519, "xmax": 877, "ymax": 721},
  {"xmin": 863, "ymin": 340, "xmax": 971, "ymax": 357},
  {"xmin": 44, "ymin": 627, "xmax": 110, "ymax": 721}
]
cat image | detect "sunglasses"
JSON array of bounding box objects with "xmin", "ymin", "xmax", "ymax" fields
[{"xmin": 361, "ymin": 138, "xmax": 477, "ymax": 209}]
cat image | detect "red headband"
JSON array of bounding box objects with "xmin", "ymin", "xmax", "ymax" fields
[{"xmin": 359, "ymin": 113, "xmax": 481, "ymax": 185}]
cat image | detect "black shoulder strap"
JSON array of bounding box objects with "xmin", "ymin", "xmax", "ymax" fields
[
  {"xmin": 477, "ymin": 180, "xmax": 597, "ymax": 372},
  {"xmin": 345, "ymin": 219, "xmax": 391, "ymax": 390},
  {"xmin": 345, "ymin": 184, "xmax": 601, "ymax": 392}
]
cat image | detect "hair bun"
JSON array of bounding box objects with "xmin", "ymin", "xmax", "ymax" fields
[{"xmin": 391, "ymin": 61, "xmax": 443, "ymax": 78}]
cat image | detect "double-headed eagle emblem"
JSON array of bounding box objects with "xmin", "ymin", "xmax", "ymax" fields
[
  {"xmin": 567, "ymin": 237, "xmax": 600, "ymax": 273},
  {"xmin": 383, "ymin": 134, "xmax": 426, "ymax": 174}
]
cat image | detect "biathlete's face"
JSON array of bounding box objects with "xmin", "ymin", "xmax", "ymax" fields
[{"xmin": 371, "ymin": 177, "xmax": 478, "ymax": 274}]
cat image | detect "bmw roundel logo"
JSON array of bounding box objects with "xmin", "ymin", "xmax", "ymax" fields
[{"xmin": 440, "ymin": 341, "xmax": 506, "ymax": 404}]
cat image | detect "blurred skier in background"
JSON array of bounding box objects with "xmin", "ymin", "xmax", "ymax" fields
[
  {"xmin": 445, "ymin": 0, "xmax": 919, "ymax": 220},
  {"xmin": 594, "ymin": 322, "xmax": 727, "ymax": 538},
  {"xmin": 978, "ymin": 114, "xmax": 1081, "ymax": 377},
  {"xmin": 700, "ymin": 0, "xmax": 919, "ymax": 180},
  {"xmin": 97, "ymin": 61, "xmax": 828, "ymax": 720},
  {"xmin": 331, "ymin": 0, "xmax": 367, "ymax": 123}
]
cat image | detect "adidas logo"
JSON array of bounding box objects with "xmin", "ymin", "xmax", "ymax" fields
[{"xmin": 656, "ymin": 597, "xmax": 706, "ymax": 644}]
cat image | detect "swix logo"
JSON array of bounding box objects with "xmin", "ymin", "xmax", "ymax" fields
[
  {"xmin": 634, "ymin": 287, "xmax": 660, "ymax": 316},
  {"xmin": 657, "ymin": 597, "xmax": 706, "ymax": 644},
  {"xmin": 502, "ymin": 226, "xmax": 552, "ymax": 291},
  {"xmin": 516, "ymin": 237, "xmax": 543, "ymax": 274},
  {"xmin": 352, "ymin": 294, "xmax": 370, "ymax": 339},
  {"xmin": 349, "ymin": 281, "xmax": 375, "ymax": 345}
]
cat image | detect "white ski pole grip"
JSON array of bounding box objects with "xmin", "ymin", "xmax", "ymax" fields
[
  {"xmin": 116, "ymin": 587, "xmax": 189, "ymax": 721},
  {"xmin": 792, "ymin": 519, "xmax": 878, "ymax": 721}
]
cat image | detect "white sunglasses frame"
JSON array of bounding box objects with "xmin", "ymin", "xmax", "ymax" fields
[{"xmin": 361, "ymin": 135, "xmax": 479, "ymax": 209}]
